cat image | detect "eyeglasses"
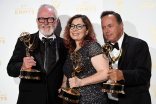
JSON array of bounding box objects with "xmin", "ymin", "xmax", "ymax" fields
[
  {"xmin": 69, "ymin": 24, "xmax": 86, "ymax": 30},
  {"xmin": 38, "ymin": 17, "xmax": 57, "ymax": 23}
]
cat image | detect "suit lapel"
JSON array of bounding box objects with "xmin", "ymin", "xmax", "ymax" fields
[
  {"xmin": 32, "ymin": 32, "xmax": 45, "ymax": 73},
  {"xmin": 118, "ymin": 33, "xmax": 129, "ymax": 69},
  {"xmin": 47, "ymin": 35, "xmax": 61, "ymax": 75},
  {"xmin": 34, "ymin": 49, "xmax": 45, "ymax": 72}
]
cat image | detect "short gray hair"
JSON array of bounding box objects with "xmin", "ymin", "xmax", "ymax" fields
[{"xmin": 37, "ymin": 4, "xmax": 58, "ymax": 18}]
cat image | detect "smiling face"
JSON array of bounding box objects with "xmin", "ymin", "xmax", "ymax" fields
[
  {"xmin": 101, "ymin": 14, "xmax": 123, "ymax": 44},
  {"xmin": 69, "ymin": 18, "xmax": 88, "ymax": 42},
  {"xmin": 36, "ymin": 7, "xmax": 58, "ymax": 37}
]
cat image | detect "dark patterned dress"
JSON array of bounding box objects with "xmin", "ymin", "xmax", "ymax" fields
[{"xmin": 63, "ymin": 41, "xmax": 107, "ymax": 104}]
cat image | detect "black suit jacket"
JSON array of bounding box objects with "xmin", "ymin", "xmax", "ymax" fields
[
  {"xmin": 117, "ymin": 33, "xmax": 151, "ymax": 104},
  {"xmin": 7, "ymin": 32, "xmax": 67, "ymax": 104}
]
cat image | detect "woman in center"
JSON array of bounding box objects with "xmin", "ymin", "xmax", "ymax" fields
[{"xmin": 62, "ymin": 14, "xmax": 109, "ymax": 104}]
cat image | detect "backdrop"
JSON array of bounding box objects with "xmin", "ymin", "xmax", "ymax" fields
[{"xmin": 0, "ymin": 0, "xmax": 156, "ymax": 104}]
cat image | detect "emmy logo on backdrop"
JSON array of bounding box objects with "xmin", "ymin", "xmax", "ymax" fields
[
  {"xmin": 59, "ymin": 52, "xmax": 87, "ymax": 103},
  {"xmin": 51, "ymin": 0, "xmax": 60, "ymax": 15},
  {"xmin": 82, "ymin": 2, "xmax": 89, "ymax": 5},
  {"xmin": 141, "ymin": 0, "xmax": 156, "ymax": 9},
  {"xmin": 15, "ymin": 5, "xmax": 34, "ymax": 15},
  {"xmin": 151, "ymin": 85, "xmax": 156, "ymax": 98},
  {"xmin": 148, "ymin": 24, "xmax": 156, "ymax": 42},
  {"xmin": 114, "ymin": 0, "xmax": 123, "ymax": 14},
  {"xmin": 152, "ymin": 59, "xmax": 156, "ymax": 69},
  {"xmin": 101, "ymin": 43, "xmax": 125, "ymax": 94},
  {"xmin": 0, "ymin": 37, "xmax": 5, "ymax": 44},
  {"xmin": 76, "ymin": 1, "xmax": 96, "ymax": 12},
  {"xmin": 19, "ymin": 32, "xmax": 41, "ymax": 80},
  {"xmin": 0, "ymin": 93, "xmax": 7, "ymax": 101}
]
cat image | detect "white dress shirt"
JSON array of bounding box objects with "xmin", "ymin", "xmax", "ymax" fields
[{"xmin": 107, "ymin": 33, "xmax": 124, "ymax": 101}]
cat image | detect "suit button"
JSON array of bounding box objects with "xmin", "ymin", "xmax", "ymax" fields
[{"xmin": 44, "ymin": 89, "xmax": 46, "ymax": 92}]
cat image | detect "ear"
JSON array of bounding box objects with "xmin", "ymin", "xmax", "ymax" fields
[
  {"xmin": 120, "ymin": 22, "xmax": 124, "ymax": 31},
  {"xmin": 56, "ymin": 18, "xmax": 59, "ymax": 25}
]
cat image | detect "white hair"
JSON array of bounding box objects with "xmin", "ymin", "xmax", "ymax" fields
[{"xmin": 37, "ymin": 4, "xmax": 58, "ymax": 19}]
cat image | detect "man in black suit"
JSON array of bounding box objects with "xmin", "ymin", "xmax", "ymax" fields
[
  {"xmin": 100, "ymin": 11, "xmax": 151, "ymax": 104},
  {"xmin": 7, "ymin": 4, "xmax": 67, "ymax": 104}
]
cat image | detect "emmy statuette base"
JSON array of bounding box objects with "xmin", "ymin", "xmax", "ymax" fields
[
  {"xmin": 19, "ymin": 69, "xmax": 41, "ymax": 80},
  {"xmin": 58, "ymin": 87, "xmax": 80, "ymax": 103},
  {"xmin": 102, "ymin": 82, "xmax": 125, "ymax": 94}
]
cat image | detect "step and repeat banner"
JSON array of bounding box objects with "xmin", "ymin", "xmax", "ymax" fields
[{"xmin": 0, "ymin": 0, "xmax": 156, "ymax": 103}]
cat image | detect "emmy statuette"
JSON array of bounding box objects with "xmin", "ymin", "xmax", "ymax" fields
[
  {"xmin": 19, "ymin": 32, "xmax": 41, "ymax": 80},
  {"xmin": 59, "ymin": 52, "xmax": 87, "ymax": 103},
  {"xmin": 101, "ymin": 43, "xmax": 125, "ymax": 94}
]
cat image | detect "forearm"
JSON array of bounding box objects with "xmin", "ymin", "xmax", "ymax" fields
[
  {"xmin": 61, "ymin": 75, "xmax": 67, "ymax": 87},
  {"xmin": 81, "ymin": 70, "xmax": 108, "ymax": 87},
  {"xmin": 80, "ymin": 54, "xmax": 109, "ymax": 86},
  {"xmin": 61, "ymin": 82, "xmax": 67, "ymax": 87}
]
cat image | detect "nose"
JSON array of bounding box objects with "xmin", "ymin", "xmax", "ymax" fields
[
  {"xmin": 44, "ymin": 19, "xmax": 48, "ymax": 25},
  {"xmin": 105, "ymin": 27, "xmax": 110, "ymax": 33},
  {"xmin": 73, "ymin": 25, "xmax": 78, "ymax": 31}
]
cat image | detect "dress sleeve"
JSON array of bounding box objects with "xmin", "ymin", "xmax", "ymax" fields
[{"xmin": 88, "ymin": 41, "xmax": 103, "ymax": 58}]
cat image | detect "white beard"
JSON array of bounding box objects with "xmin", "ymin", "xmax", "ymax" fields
[{"xmin": 39, "ymin": 24, "xmax": 56, "ymax": 36}]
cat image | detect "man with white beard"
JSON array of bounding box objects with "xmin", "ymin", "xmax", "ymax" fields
[{"xmin": 7, "ymin": 4, "xmax": 67, "ymax": 104}]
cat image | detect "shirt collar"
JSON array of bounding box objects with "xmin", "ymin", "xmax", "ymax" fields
[{"xmin": 39, "ymin": 31, "xmax": 56, "ymax": 40}]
